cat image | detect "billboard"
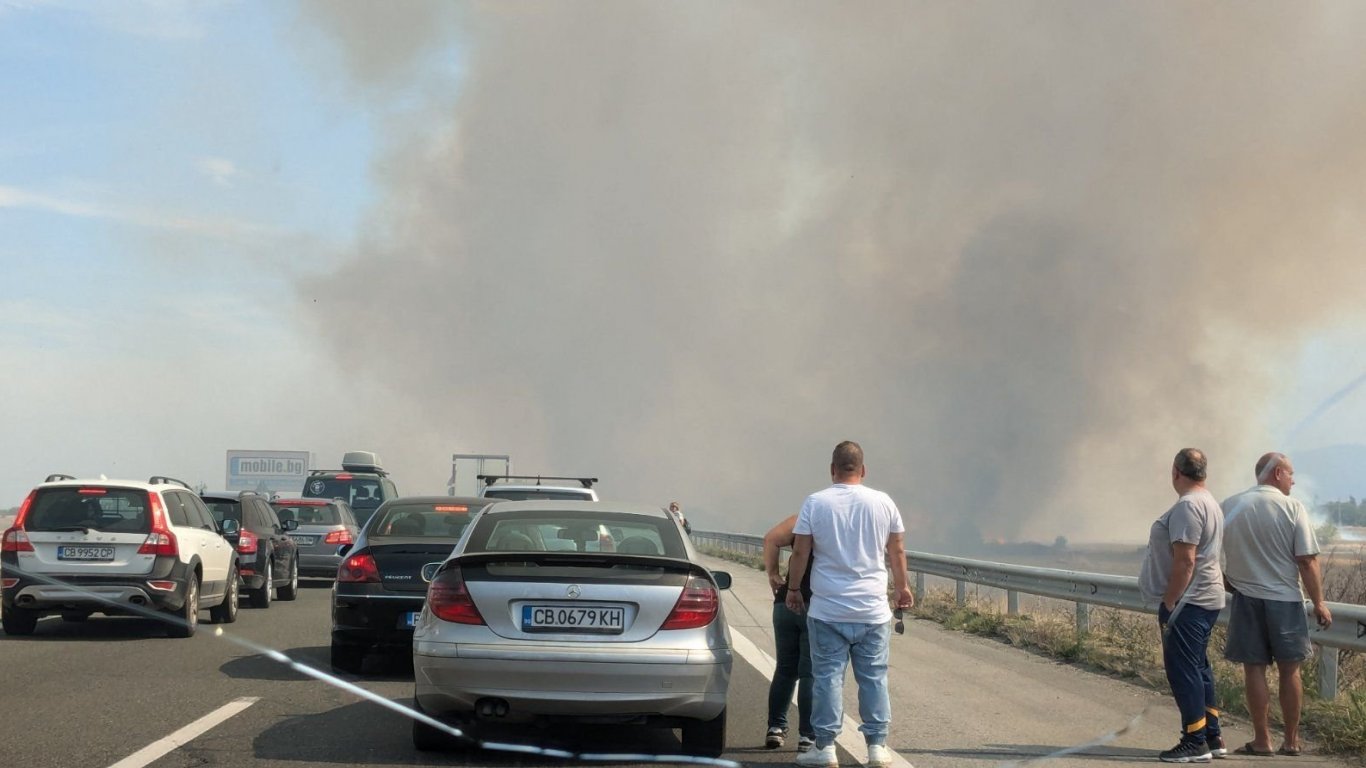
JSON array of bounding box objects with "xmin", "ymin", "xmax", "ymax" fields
[{"xmin": 226, "ymin": 450, "xmax": 311, "ymax": 496}]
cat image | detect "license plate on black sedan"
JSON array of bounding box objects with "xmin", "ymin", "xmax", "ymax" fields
[
  {"xmin": 521, "ymin": 605, "xmax": 626, "ymax": 634},
  {"xmin": 57, "ymin": 545, "xmax": 115, "ymax": 561}
]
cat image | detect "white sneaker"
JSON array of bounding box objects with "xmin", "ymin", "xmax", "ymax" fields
[
  {"xmin": 795, "ymin": 744, "xmax": 838, "ymax": 768},
  {"xmin": 867, "ymin": 744, "xmax": 893, "ymax": 768}
]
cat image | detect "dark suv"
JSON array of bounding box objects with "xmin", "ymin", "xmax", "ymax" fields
[
  {"xmin": 302, "ymin": 451, "xmax": 398, "ymax": 529},
  {"xmin": 201, "ymin": 491, "xmax": 300, "ymax": 608}
]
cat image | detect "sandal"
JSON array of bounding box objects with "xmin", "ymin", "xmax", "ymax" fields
[
  {"xmin": 1279, "ymin": 745, "xmax": 1303, "ymax": 756},
  {"xmin": 1234, "ymin": 742, "xmax": 1275, "ymax": 757}
]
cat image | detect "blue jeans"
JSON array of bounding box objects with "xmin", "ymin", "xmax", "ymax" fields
[
  {"xmin": 768, "ymin": 603, "xmax": 814, "ymax": 736},
  {"xmin": 1160, "ymin": 603, "xmax": 1222, "ymax": 743},
  {"xmin": 807, "ymin": 617, "xmax": 892, "ymax": 748}
]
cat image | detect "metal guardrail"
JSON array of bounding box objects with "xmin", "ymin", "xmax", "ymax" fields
[{"xmin": 692, "ymin": 529, "xmax": 1366, "ymax": 700}]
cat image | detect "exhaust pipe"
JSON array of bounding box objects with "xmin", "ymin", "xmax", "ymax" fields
[{"xmin": 475, "ymin": 697, "xmax": 510, "ymax": 718}]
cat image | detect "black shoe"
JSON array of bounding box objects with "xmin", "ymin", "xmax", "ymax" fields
[
  {"xmin": 1160, "ymin": 739, "xmax": 1212, "ymax": 763},
  {"xmin": 765, "ymin": 726, "xmax": 786, "ymax": 749},
  {"xmin": 1207, "ymin": 735, "xmax": 1227, "ymax": 759}
]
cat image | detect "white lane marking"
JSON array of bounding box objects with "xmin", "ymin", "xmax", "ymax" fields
[
  {"xmin": 106, "ymin": 696, "xmax": 259, "ymax": 768},
  {"xmin": 729, "ymin": 627, "xmax": 913, "ymax": 768}
]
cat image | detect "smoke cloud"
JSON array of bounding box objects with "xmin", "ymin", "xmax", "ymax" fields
[{"xmin": 293, "ymin": 2, "xmax": 1366, "ymax": 546}]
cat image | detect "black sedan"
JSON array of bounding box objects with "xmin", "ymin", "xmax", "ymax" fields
[{"xmin": 330, "ymin": 495, "xmax": 490, "ymax": 673}]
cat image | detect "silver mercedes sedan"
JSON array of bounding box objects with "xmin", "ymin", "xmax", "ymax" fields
[{"xmin": 412, "ymin": 500, "xmax": 733, "ymax": 756}]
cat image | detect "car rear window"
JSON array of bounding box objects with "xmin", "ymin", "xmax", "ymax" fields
[
  {"xmin": 369, "ymin": 502, "xmax": 479, "ymax": 539},
  {"xmin": 204, "ymin": 499, "xmax": 242, "ymax": 525},
  {"xmin": 481, "ymin": 488, "xmax": 594, "ymax": 502},
  {"xmin": 303, "ymin": 477, "xmax": 385, "ymax": 512},
  {"xmin": 272, "ymin": 502, "xmax": 344, "ymax": 526},
  {"xmin": 27, "ymin": 487, "xmax": 151, "ymax": 534},
  {"xmin": 468, "ymin": 511, "xmax": 681, "ymax": 557}
]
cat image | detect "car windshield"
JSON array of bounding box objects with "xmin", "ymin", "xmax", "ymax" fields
[
  {"xmin": 272, "ymin": 502, "xmax": 344, "ymax": 526},
  {"xmin": 368, "ymin": 502, "xmax": 477, "ymax": 539},
  {"xmin": 25, "ymin": 488, "xmax": 150, "ymax": 533},
  {"xmin": 467, "ymin": 511, "xmax": 680, "ymax": 557}
]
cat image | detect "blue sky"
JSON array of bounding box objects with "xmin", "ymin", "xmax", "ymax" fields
[{"xmin": 0, "ymin": 1, "xmax": 390, "ymax": 502}]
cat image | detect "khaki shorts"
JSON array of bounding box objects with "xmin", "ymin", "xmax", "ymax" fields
[{"xmin": 1223, "ymin": 591, "xmax": 1312, "ymax": 664}]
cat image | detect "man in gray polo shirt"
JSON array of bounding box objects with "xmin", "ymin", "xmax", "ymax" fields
[
  {"xmin": 1139, "ymin": 448, "xmax": 1226, "ymax": 763},
  {"xmin": 1221, "ymin": 452, "xmax": 1332, "ymax": 757}
]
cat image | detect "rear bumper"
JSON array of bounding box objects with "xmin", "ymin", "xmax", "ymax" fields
[
  {"xmin": 413, "ymin": 643, "xmax": 731, "ymax": 723},
  {"xmin": 331, "ymin": 590, "xmax": 426, "ymax": 648},
  {"xmin": 299, "ymin": 553, "xmax": 342, "ymax": 577},
  {"xmin": 1, "ymin": 558, "xmax": 192, "ymax": 615}
]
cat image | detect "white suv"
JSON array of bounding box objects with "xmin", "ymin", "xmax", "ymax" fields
[{"xmin": 1, "ymin": 475, "xmax": 240, "ymax": 637}]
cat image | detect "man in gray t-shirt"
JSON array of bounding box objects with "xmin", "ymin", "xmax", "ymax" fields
[
  {"xmin": 1220, "ymin": 452, "xmax": 1332, "ymax": 757},
  {"xmin": 1138, "ymin": 448, "xmax": 1226, "ymax": 763}
]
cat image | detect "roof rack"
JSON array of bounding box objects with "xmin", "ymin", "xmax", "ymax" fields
[
  {"xmin": 147, "ymin": 476, "xmax": 192, "ymax": 490},
  {"xmin": 307, "ymin": 468, "xmax": 390, "ymax": 477},
  {"xmin": 477, "ymin": 474, "xmax": 598, "ymax": 489},
  {"xmin": 45, "ymin": 473, "xmax": 77, "ymax": 483}
]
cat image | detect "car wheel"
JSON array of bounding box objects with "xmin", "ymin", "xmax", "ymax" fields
[
  {"xmin": 278, "ymin": 556, "xmax": 299, "ymax": 601},
  {"xmin": 167, "ymin": 573, "xmax": 199, "ymax": 638},
  {"xmin": 210, "ymin": 567, "xmax": 240, "ymax": 624},
  {"xmin": 330, "ymin": 641, "xmax": 365, "ymax": 674},
  {"xmin": 249, "ymin": 559, "xmax": 272, "ymax": 608},
  {"xmin": 681, "ymin": 708, "xmax": 726, "ymax": 758},
  {"xmin": 60, "ymin": 611, "xmax": 90, "ymax": 622},
  {"xmin": 2, "ymin": 606, "xmax": 39, "ymax": 636}
]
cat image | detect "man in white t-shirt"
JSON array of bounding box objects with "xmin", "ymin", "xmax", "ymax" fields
[
  {"xmin": 784, "ymin": 441, "xmax": 912, "ymax": 768},
  {"xmin": 1221, "ymin": 452, "xmax": 1332, "ymax": 757}
]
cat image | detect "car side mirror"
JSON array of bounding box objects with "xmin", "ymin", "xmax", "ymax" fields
[
  {"xmin": 220, "ymin": 519, "xmax": 240, "ymax": 536},
  {"xmin": 282, "ymin": 519, "xmax": 299, "ymax": 531},
  {"xmin": 710, "ymin": 571, "xmax": 732, "ymax": 590},
  {"xmin": 337, "ymin": 543, "xmax": 352, "ymax": 557}
]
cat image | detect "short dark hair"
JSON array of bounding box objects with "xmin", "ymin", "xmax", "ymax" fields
[
  {"xmin": 1173, "ymin": 448, "xmax": 1207, "ymax": 481},
  {"xmin": 832, "ymin": 441, "xmax": 864, "ymax": 474}
]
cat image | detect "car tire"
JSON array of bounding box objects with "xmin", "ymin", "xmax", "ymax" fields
[
  {"xmin": 681, "ymin": 708, "xmax": 726, "ymax": 758},
  {"xmin": 210, "ymin": 567, "xmax": 239, "ymax": 624},
  {"xmin": 2, "ymin": 606, "xmax": 39, "ymax": 636},
  {"xmin": 330, "ymin": 641, "xmax": 364, "ymax": 674},
  {"xmin": 278, "ymin": 556, "xmax": 299, "ymax": 601},
  {"xmin": 167, "ymin": 573, "xmax": 199, "ymax": 638},
  {"xmin": 249, "ymin": 558, "xmax": 272, "ymax": 609}
]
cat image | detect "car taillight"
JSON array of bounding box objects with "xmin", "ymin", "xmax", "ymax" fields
[
  {"xmin": 1, "ymin": 528, "xmax": 32, "ymax": 553},
  {"xmin": 137, "ymin": 492, "xmax": 178, "ymax": 557},
  {"xmin": 427, "ymin": 566, "xmax": 484, "ymax": 625},
  {"xmin": 3, "ymin": 490, "xmax": 36, "ymax": 553},
  {"xmin": 661, "ymin": 574, "xmax": 719, "ymax": 630},
  {"xmin": 324, "ymin": 529, "xmax": 353, "ymax": 545},
  {"xmin": 237, "ymin": 529, "xmax": 259, "ymax": 554},
  {"xmin": 338, "ymin": 551, "xmax": 380, "ymax": 583},
  {"xmin": 11, "ymin": 490, "xmax": 35, "ymax": 528}
]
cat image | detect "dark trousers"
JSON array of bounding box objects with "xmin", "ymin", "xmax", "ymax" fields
[
  {"xmin": 767, "ymin": 602, "xmax": 814, "ymax": 737},
  {"xmin": 1160, "ymin": 603, "xmax": 1222, "ymax": 742}
]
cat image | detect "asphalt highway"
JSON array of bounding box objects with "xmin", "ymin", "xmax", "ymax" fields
[{"xmin": 0, "ymin": 554, "xmax": 1356, "ymax": 768}]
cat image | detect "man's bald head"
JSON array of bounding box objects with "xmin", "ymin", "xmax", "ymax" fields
[{"xmin": 1255, "ymin": 452, "xmax": 1295, "ymax": 495}]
